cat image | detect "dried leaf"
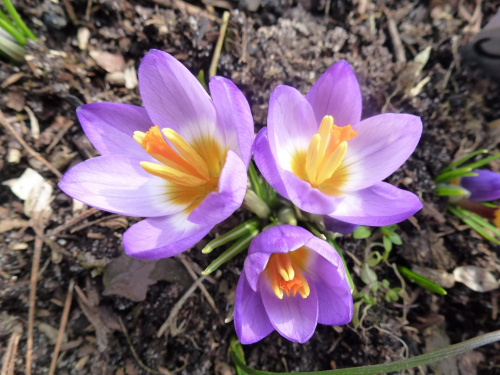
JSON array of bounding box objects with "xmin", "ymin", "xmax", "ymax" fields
[
  {"xmin": 3, "ymin": 168, "xmax": 53, "ymax": 219},
  {"xmin": 453, "ymin": 266, "xmax": 500, "ymax": 292},
  {"xmin": 89, "ymin": 51, "xmax": 126, "ymax": 72},
  {"xmin": 103, "ymin": 255, "xmax": 192, "ymax": 302},
  {"xmin": 102, "ymin": 255, "xmax": 158, "ymax": 302}
]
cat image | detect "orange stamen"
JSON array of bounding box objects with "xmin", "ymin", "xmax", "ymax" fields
[{"xmin": 265, "ymin": 249, "xmax": 310, "ymax": 300}]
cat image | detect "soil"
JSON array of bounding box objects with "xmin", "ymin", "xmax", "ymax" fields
[{"xmin": 1, "ymin": 0, "xmax": 500, "ymax": 374}]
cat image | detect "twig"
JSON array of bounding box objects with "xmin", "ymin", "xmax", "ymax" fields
[
  {"xmin": 61, "ymin": 0, "xmax": 79, "ymax": 25},
  {"xmin": 1, "ymin": 330, "xmax": 22, "ymax": 375},
  {"xmin": 209, "ymin": 11, "xmax": 230, "ymax": 78},
  {"xmin": 46, "ymin": 119, "xmax": 74, "ymax": 153},
  {"xmin": 157, "ymin": 275, "xmax": 207, "ymax": 338},
  {"xmin": 26, "ymin": 233, "xmax": 43, "ymax": 375},
  {"xmin": 119, "ymin": 317, "xmax": 160, "ymax": 374},
  {"xmin": 49, "ymin": 207, "xmax": 99, "ymax": 236},
  {"xmin": 238, "ymin": 14, "xmax": 247, "ymax": 64},
  {"xmin": 48, "ymin": 279, "xmax": 75, "ymax": 375},
  {"xmin": 177, "ymin": 255, "xmax": 219, "ymax": 314},
  {"xmin": 69, "ymin": 214, "xmax": 123, "ymax": 233},
  {"xmin": 381, "ymin": 5, "xmax": 406, "ymax": 64},
  {"xmin": 0, "ymin": 109, "xmax": 62, "ymax": 178}
]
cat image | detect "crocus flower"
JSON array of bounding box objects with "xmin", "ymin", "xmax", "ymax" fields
[
  {"xmin": 455, "ymin": 169, "xmax": 500, "ymax": 227},
  {"xmin": 254, "ymin": 61, "xmax": 423, "ymax": 233},
  {"xmin": 459, "ymin": 169, "xmax": 500, "ymax": 202},
  {"xmin": 59, "ymin": 50, "xmax": 253, "ymax": 259},
  {"xmin": 234, "ymin": 225, "xmax": 353, "ymax": 344}
]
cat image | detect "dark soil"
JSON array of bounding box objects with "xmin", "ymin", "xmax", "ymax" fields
[{"xmin": 1, "ymin": 0, "xmax": 500, "ymax": 374}]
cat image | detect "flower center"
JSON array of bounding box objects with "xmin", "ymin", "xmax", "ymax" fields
[
  {"xmin": 265, "ymin": 248, "xmax": 310, "ymax": 299},
  {"xmin": 291, "ymin": 116, "xmax": 357, "ymax": 194},
  {"xmin": 134, "ymin": 125, "xmax": 226, "ymax": 209}
]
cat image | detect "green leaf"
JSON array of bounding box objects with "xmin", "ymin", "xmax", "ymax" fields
[
  {"xmin": 447, "ymin": 206, "xmax": 500, "ymax": 244},
  {"xmin": 248, "ymin": 161, "xmax": 265, "ymax": 201},
  {"xmin": 441, "ymin": 149, "xmax": 488, "ymax": 173},
  {"xmin": 460, "ymin": 153, "xmax": 500, "ymax": 171},
  {"xmin": 197, "ymin": 70, "xmax": 207, "ymax": 89},
  {"xmin": 202, "ymin": 229, "xmax": 259, "ymax": 275},
  {"xmin": 397, "ymin": 265, "xmax": 447, "ymax": 295},
  {"xmin": 2, "ymin": 0, "xmax": 37, "ymax": 40},
  {"xmin": 435, "ymin": 185, "xmax": 470, "ymax": 197},
  {"xmin": 353, "ymin": 225, "xmax": 371, "ymax": 239},
  {"xmin": 383, "ymin": 236, "xmax": 392, "ymax": 252},
  {"xmin": 231, "ymin": 330, "xmax": 500, "ymax": 375},
  {"xmin": 381, "ymin": 225, "xmax": 396, "ymax": 236},
  {"xmin": 230, "ymin": 337, "xmax": 249, "ymax": 375},
  {"xmin": 389, "ymin": 232, "xmax": 402, "ymax": 245},
  {"xmin": 434, "ymin": 167, "xmax": 477, "ymax": 183},
  {"xmin": 202, "ymin": 217, "xmax": 260, "ymax": 254}
]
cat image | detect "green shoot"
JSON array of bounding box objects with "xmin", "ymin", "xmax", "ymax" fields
[{"xmin": 397, "ymin": 265, "xmax": 447, "ymax": 295}]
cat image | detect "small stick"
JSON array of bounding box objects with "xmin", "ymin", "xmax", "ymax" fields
[
  {"xmin": 380, "ymin": 4, "xmax": 406, "ymax": 64},
  {"xmin": 46, "ymin": 119, "xmax": 74, "ymax": 153},
  {"xmin": 26, "ymin": 234, "xmax": 43, "ymax": 375},
  {"xmin": 49, "ymin": 207, "xmax": 99, "ymax": 236},
  {"xmin": 209, "ymin": 11, "xmax": 230, "ymax": 78},
  {"xmin": 1, "ymin": 330, "xmax": 22, "ymax": 375},
  {"xmin": 157, "ymin": 275, "xmax": 206, "ymax": 338},
  {"xmin": 177, "ymin": 255, "xmax": 219, "ymax": 314},
  {"xmin": 48, "ymin": 279, "xmax": 75, "ymax": 375},
  {"xmin": 0, "ymin": 109, "xmax": 62, "ymax": 178}
]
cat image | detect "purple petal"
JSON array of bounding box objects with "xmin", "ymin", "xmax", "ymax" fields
[
  {"xmin": 188, "ymin": 151, "xmax": 247, "ymax": 226},
  {"xmin": 267, "ymin": 85, "xmax": 317, "ymax": 171},
  {"xmin": 328, "ymin": 182, "xmax": 422, "ymax": 226},
  {"xmin": 209, "ymin": 76, "xmax": 254, "ymax": 167},
  {"xmin": 460, "ymin": 169, "xmax": 500, "ymax": 202},
  {"xmin": 58, "ymin": 155, "xmax": 189, "ymax": 217},
  {"xmin": 305, "ymin": 60, "xmax": 362, "ymax": 127},
  {"xmin": 234, "ymin": 270, "xmax": 274, "ymax": 344},
  {"xmin": 338, "ymin": 113, "xmax": 422, "ymax": 192},
  {"xmin": 253, "ymin": 128, "xmax": 289, "ymax": 199},
  {"xmin": 323, "ymin": 216, "xmax": 359, "ymax": 234},
  {"xmin": 123, "ymin": 212, "xmax": 211, "ymax": 259},
  {"xmin": 139, "ymin": 49, "xmax": 217, "ymax": 143},
  {"xmin": 260, "ymin": 275, "xmax": 318, "ymax": 343},
  {"xmin": 282, "ymin": 170, "xmax": 342, "ymax": 214},
  {"xmin": 77, "ymin": 103, "xmax": 154, "ymax": 158},
  {"xmin": 244, "ymin": 225, "xmax": 315, "ymax": 291},
  {"xmin": 311, "ymin": 258, "xmax": 353, "ymax": 325}
]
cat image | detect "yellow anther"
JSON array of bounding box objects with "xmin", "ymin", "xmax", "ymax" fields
[
  {"xmin": 315, "ymin": 141, "xmax": 347, "ymax": 184},
  {"xmin": 301, "ymin": 116, "xmax": 357, "ymax": 187},
  {"xmin": 265, "ymin": 250, "xmax": 310, "ymax": 300},
  {"xmin": 140, "ymin": 161, "xmax": 207, "ymax": 187},
  {"xmin": 163, "ymin": 128, "xmax": 210, "ymax": 180},
  {"xmin": 133, "ymin": 131, "xmax": 146, "ymax": 144},
  {"xmin": 305, "ymin": 134, "xmax": 321, "ymax": 183}
]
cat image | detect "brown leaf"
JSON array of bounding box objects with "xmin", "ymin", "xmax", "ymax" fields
[{"xmin": 102, "ymin": 255, "xmax": 158, "ymax": 302}]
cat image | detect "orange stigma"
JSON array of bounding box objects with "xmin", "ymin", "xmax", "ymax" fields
[
  {"xmin": 265, "ymin": 248, "xmax": 310, "ymax": 299},
  {"xmin": 291, "ymin": 116, "xmax": 357, "ymax": 195},
  {"xmin": 134, "ymin": 125, "xmax": 226, "ymax": 209}
]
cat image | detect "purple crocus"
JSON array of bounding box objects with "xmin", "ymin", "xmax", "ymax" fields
[
  {"xmin": 460, "ymin": 169, "xmax": 500, "ymax": 202},
  {"xmin": 59, "ymin": 50, "xmax": 253, "ymax": 259},
  {"xmin": 456, "ymin": 169, "xmax": 500, "ymax": 228},
  {"xmin": 234, "ymin": 225, "xmax": 353, "ymax": 344},
  {"xmin": 254, "ymin": 61, "xmax": 423, "ymax": 233}
]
